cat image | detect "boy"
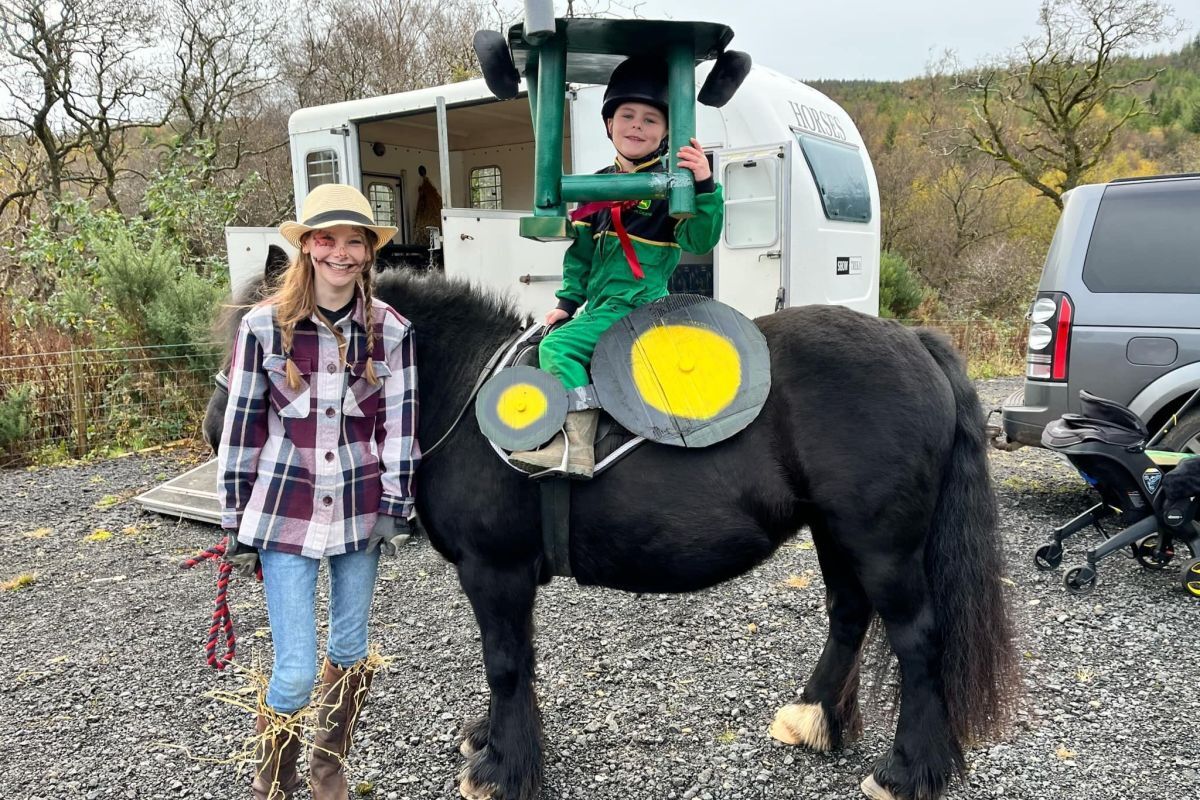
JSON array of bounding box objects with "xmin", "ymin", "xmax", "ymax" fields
[{"xmin": 510, "ymin": 54, "xmax": 724, "ymax": 478}]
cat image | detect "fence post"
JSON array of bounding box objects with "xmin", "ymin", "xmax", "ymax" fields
[{"xmin": 70, "ymin": 348, "xmax": 88, "ymax": 458}]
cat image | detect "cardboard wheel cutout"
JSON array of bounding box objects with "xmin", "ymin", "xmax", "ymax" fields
[
  {"xmin": 475, "ymin": 366, "xmax": 567, "ymax": 451},
  {"xmin": 591, "ymin": 295, "xmax": 770, "ymax": 447}
]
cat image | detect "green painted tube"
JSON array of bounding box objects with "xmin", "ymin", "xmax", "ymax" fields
[
  {"xmin": 561, "ymin": 173, "xmax": 675, "ymax": 202},
  {"xmin": 532, "ymin": 36, "xmax": 566, "ymax": 217},
  {"xmin": 525, "ymin": 58, "xmax": 538, "ymax": 126},
  {"xmin": 666, "ymin": 41, "xmax": 696, "ymax": 218}
]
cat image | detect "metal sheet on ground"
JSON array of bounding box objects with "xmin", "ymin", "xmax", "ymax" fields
[{"xmin": 133, "ymin": 458, "xmax": 221, "ymax": 525}]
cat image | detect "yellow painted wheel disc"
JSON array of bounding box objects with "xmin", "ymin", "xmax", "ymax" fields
[
  {"xmin": 631, "ymin": 324, "xmax": 741, "ymax": 420},
  {"xmin": 475, "ymin": 366, "xmax": 568, "ymax": 451},
  {"xmin": 496, "ymin": 383, "xmax": 549, "ymax": 429},
  {"xmin": 592, "ymin": 295, "xmax": 771, "ymax": 448}
]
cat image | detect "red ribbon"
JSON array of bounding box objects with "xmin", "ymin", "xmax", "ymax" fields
[{"xmin": 570, "ymin": 200, "xmax": 644, "ymax": 280}]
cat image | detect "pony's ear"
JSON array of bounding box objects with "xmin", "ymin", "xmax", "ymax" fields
[
  {"xmin": 265, "ymin": 244, "xmax": 290, "ymax": 285},
  {"xmin": 698, "ymin": 50, "xmax": 752, "ymax": 108}
]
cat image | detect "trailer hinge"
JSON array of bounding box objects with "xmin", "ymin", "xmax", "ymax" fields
[
  {"xmin": 775, "ymin": 287, "xmax": 786, "ymax": 312},
  {"xmin": 329, "ymin": 125, "xmax": 350, "ymax": 136},
  {"xmin": 759, "ymin": 249, "xmax": 781, "ymax": 261}
]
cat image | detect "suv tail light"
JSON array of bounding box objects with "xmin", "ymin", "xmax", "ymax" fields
[{"xmin": 1026, "ymin": 292, "xmax": 1073, "ymax": 381}]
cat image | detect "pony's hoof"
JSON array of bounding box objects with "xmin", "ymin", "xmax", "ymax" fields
[
  {"xmin": 768, "ymin": 702, "xmax": 832, "ymax": 751},
  {"xmin": 458, "ymin": 774, "xmax": 496, "ymax": 800},
  {"xmin": 861, "ymin": 774, "xmax": 902, "ymax": 800},
  {"xmin": 460, "ymin": 738, "xmax": 478, "ymax": 757}
]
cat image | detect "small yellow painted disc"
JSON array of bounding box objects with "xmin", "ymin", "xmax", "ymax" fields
[
  {"xmin": 496, "ymin": 383, "xmax": 548, "ymax": 429},
  {"xmin": 630, "ymin": 324, "xmax": 741, "ymax": 420}
]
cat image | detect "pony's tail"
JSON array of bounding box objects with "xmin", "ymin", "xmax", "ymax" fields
[{"xmin": 917, "ymin": 328, "xmax": 1020, "ymax": 745}]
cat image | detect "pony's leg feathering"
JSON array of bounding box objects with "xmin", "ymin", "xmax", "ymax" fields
[
  {"xmin": 455, "ymin": 557, "xmax": 544, "ymax": 800},
  {"xmin": 771, "ymin": 522, "xmax": 872, "ymax": 752}
]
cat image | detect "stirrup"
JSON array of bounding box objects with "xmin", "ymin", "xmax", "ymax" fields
[{"xmin": 528, "ymin": 436, "xmax": 572, "ymax": 480}]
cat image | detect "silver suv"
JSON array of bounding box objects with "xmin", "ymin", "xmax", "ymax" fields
[{"xmin": 999, "ymin": 173, "xmax": 1200, "ymax": 451}]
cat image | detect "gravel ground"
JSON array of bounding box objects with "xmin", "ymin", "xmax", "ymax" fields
[{"xmin": 1, "ymin": 375, "xmax": 1198, "ymax": 800}]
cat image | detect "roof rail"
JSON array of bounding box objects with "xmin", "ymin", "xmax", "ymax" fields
[{"xmin": 1110, "ymin": 172, "xmax": 1200, "ymax": 184}]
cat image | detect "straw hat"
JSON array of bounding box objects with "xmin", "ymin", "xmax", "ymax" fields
[{"xmin": 279, "ymin": 183, "xmax": 398, "ymax": 249}]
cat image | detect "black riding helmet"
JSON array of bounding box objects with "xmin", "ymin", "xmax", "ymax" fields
[{"xmin": 601, "ymin": 55, "xmax": 670, "ymax": 122}]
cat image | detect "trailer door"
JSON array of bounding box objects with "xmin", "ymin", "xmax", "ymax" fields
[
  {"xmin": 291, "ymin": 124, "xmax": 360, "ymax": 203},
  {"xmin": 715, "ymin": 145, "xmax": 788, "ymax": 319}
]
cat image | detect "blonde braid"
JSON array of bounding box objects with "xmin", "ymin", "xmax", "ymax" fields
[
  {"xmin": 360, "ymin": 262, "xmax": 381, "ymax": 386},
  {"xmin": 281, "ymin": 323, "xmax": 303, "ymax": 391}
]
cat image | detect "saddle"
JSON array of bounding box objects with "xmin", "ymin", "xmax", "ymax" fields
[
  {"xmin": 1041, "ymin": 390, "xmax": 1149, "ymax": 449},
  {"xmin": 477, "ymin": 295, "xmax": 772, "ymax": 472},
  {"xmin": 485, "ymin": 324, "xmax": 648, "ymax": 477}
]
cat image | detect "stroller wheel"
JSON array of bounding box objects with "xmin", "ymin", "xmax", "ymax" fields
[
  {"xmin": 1181, "ymin": 558, "xmax": 1200, "ymax": 598},
  {"xmin": 1064, "ymin": 565, "xmax": 1098, "ymax": 595},
  {"xmin": 1134, "ymin": 535, "xmax": 1175, "ymax": 571},
  {"xmin": 1034, "ymin": 543, "xmax": 1064, "ymax": 571}
]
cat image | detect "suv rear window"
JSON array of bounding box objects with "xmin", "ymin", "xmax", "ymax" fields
[{"xmin": 1082, "ymin": 180, "xmax": 1200, "ymax": 293}]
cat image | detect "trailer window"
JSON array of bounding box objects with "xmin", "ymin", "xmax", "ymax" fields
[
  {"xmin": 723, "ymin": 157, "xmax": 780, "ymax": 249},
  {"xmin": 1082, "ymin": 181, "xmax": 1200, "ymax": 293},
  {"xmin": 306, "ymin": 150, "xmax": 340, "ymax": 191},
  {"xmin": 470, "ymin": 166, "xmax": 503, "ymax": 210},
  {"xmin": 795, "ymin": 132, "xmax": 871, "ymax": 223},
  {"xmin": 367, "ymin": 182, "xmax": 397, "ymax": 227}
]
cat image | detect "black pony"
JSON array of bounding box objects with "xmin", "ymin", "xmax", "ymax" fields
[{"xmin": 204, "ymin": 269, "xmax": 1019, "ymax": 800}]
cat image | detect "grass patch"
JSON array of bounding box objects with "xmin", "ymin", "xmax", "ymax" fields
[
  {"xmin": 999, "ymin": 475, "xmax": 1080, "ymax": 494},
  {"xmin": 95, "ymin": 494, "xmax": 122, "ymax": 509},
  {"xmin": 2, "ymin": 573, "xmax": 37, "ymax": 591},
  {"xmin": 84, "ymin": 529, "xmax": 114, "ymax": 543},
  {"xmin": 716, "ymin": 730, "xmax": 738, "ymax": 744}
]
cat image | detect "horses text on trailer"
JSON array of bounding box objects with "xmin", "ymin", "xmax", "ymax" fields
[{"xmin": 226, "ymin": 63, "xmax": 880, "ymax": 319}]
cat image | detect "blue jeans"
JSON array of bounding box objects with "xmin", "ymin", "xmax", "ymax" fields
[{"xmin": 258, "ymin": 547, "xmax": 380, "ymax": 714}]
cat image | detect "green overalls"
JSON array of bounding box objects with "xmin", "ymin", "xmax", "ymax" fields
[{"xmin": 540, "ymin": 155, "xmax": 725, "ymax": 390}]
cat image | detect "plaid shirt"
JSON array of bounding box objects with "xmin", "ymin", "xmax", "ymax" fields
[{"xmin": 217, "ymin": 293, "xmax": 419, "ymax": 558}]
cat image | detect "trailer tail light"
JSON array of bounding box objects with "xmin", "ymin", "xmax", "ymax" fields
[{"xmin": 1026, "ymin": 292, "xmax": 1073, "ymax": 381}]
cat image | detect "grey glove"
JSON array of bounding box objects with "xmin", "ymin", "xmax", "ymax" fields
[
  {"xmin": 368, "ymin": 515, "xmax": 412, "ymax": 556},
  {"xmin": 223, "ymin": 535, "xmax": 259, "ymax": 579}
]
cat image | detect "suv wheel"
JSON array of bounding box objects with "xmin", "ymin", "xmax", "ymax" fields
[{"xmin": 1157, "ymin": 409, "xmax": 1200, "ymax": 453}]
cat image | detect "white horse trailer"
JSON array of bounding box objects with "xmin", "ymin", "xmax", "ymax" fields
[{"xmin": 227, "ymin": 63, "xmax": 880, "ymax": 319}]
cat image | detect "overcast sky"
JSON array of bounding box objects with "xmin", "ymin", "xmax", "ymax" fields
[{"xmin": 622, "ymin": 0, "xmax": 1198, "ymax": 81}]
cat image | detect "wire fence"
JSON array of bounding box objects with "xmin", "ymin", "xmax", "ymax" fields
[
  {"xmin": 0, "ymin": 342, "xmax": 223, "ymax": 466},
  {"xmin": 0, "ymin": 316, "xmax": 1028, "ymax": 466},
  {"xmin": 899, "ymin": 317, "xmax": 1028, "ymax": 378}
]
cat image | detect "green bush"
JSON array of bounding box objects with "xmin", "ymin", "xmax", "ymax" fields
[
  {"xmin": 0, "ymin": 385, "xmax": 33, "ymax": 453},
  {"xmin": 879, "ymin": 250, "xmax": 928, "ymax": 319}
]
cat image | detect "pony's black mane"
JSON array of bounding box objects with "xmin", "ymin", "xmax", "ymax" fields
[
  {"xmin": 375, "ymin": 269, "xmax": 524, "ymax": 332},
  {"xmin": 373, "ymin": 269, "xmax": 525, "ymax": 443}
]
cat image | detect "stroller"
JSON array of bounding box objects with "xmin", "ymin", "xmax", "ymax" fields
[{"xmin": 1035, "ymin": 389, "xmax": 1200, "ymax": 597}]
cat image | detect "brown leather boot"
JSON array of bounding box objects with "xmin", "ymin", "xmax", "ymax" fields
[
  {"xmin": 509, "ymin": 410, "xmax": 599, "ymax": 478},
  {"xmin": 310, "ymin": 659, "xmax": 375, "ymax": 800},
  {"xmin": 251, "ymin": 709, "xmax": 304, "ymax": 800}
]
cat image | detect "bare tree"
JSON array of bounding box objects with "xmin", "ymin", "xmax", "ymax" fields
[
  {"xmin": 0, "ymin": 0, "xmax": 90, "ymax": 217},
  {"xmin": 167, "ymin": 0, "xmax": 286, "ymax": 179},
  {"xmin": 0, "ymin": 0, "xmax": 164, "ymax": 218},
  {"xmin": 278, "ymin": 0, "xmax": 488, "ymax": 107},
  {"xmin": 956, "ymin": 0, "xmax": 1180, "ymax": 208}
]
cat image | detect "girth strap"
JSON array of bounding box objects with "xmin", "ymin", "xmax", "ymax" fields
[{"xmin": 539, "ymin": 478, "xmax": 572, "ymax": 578}]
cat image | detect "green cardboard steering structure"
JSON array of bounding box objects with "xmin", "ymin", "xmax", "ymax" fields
[{"xmin": 473, "ymin": 3, "xmax": 751, "ymax": 241}]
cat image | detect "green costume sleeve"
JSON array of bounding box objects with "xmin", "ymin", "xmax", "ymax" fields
[
  {"xmin": 674, "ymin": 184, "xmax": 725, "ymax": 255},
  {"xmin": 556, "ymin": 220, "xmax": 596, "ymax": 309}
]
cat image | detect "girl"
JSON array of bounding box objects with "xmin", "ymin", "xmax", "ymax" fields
[
  {"xmin": 217, "ymin": 183, "xmax": 419, "ymax": 799},
  {"xmin": 509, "ymin": 54, "xmax": 724, "ymax": 479}
]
